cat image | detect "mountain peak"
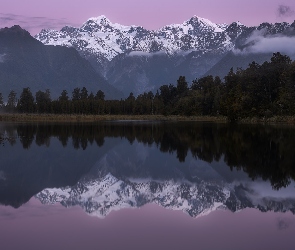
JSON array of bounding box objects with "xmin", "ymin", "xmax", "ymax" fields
[
  {"xmin": 190, "ymin": 15, "xmax": 212, "ymax": 22},
  {"xmin": 227, "ymin": 21, "xmax": 246, "ymax": 29},
  {"xmin": 189, "ymin": 15, "xmax": 214, "ymax": 24},
  {"xmin": 86, "ymin": 15, "xmax": 111, "ymax": 25},
  {"xmin": 235, "ymin": 21, "xmax": 244, "ymax": 26},
  {"xmin": 186, "ymin": 15, "xmax": 226, "ymax": 32}
]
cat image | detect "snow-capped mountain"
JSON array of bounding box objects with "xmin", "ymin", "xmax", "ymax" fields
[
  {"xmin": 35, "ymin": 16, "xmax": 246, "ymax": 89},
  {"xmin": 35, "ymin": 15, "xmax": 294, "ymax": 68},
  {"xmin": 35, "ymin": 15, "xmax": 237, "ymax": 63},
  {"xmin": 35, "ymin": 16, "xmax": 295, "ymax": 96},
  {"xmin": 34, "ymin": 15, "xmax": 244, "ymax": 95}
]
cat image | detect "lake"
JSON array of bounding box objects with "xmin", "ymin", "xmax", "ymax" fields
[{"xmin": 1, "ymin": 121, "xmax": 295, "ymax": 250}]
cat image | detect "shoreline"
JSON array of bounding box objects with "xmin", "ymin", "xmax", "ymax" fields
[
  {"xmin": 0, "ymin": 113, "xmax": 295, "ymax": 124},
  {"xmin": 0, "ymin": 113, "xmax": 227, "ymax": 123}
]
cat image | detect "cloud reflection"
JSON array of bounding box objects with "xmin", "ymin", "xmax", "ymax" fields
[{"xmin": 277, "ymin": 5, "xmax": 295, "ymax": 17}]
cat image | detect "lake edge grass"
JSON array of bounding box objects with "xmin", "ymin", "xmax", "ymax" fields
[
  {"xmin": 1, "ymin": 113, "xmax": 295, "ymax": 124},
  {"xmin": 0, "ymin": 113, "xmax": 227, "ymax": 123}
]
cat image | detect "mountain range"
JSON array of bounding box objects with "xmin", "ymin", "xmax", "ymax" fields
[
  {"xmin": 35, "ymin": 16, "xmax": 295, "ymax": 96},
  {"xmin": 1, "ymin": 16, "xmax": 295, "ymax": 98}
]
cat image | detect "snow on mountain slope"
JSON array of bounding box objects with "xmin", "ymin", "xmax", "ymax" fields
[
  {"xmin": 35, "ymin": 15, "xmax": 234, "ymax": 63},
  {"xmin": 36, "ymin": 15, "xmax": 295, "ymax": 64},
  {"xmin": 36, "ymin": 172, "xmax": 230, "ymax": 218},
  {"xmin": 155, "ymin": 16, "xmax": 233, "ymax": 54}
]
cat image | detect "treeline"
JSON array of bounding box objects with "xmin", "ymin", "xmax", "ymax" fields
[{"xmin": 1, "ymin": 52, "xmax": 294, "ymax": 121}]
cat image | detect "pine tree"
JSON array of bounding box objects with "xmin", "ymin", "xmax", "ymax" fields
[
  {"xmin": 80, "ymin": 87, "xmax": 88, "ymax": 100},
  {"xmin": 6, "ymin": 90, "xmax": 17, "ymax": 112},
  {"xmin": 18, "ymin": 88, "xmax": 35, "ymax": 113},
  {"xmin": 72, "ymin": 88, "xmax": 81, "ymax": 101},
  {"xmin": 59, "ymin": 90, "xmax": 69, "ymax": 102},
  {"xmin": 176, "ymin": 76, "xmax": 188, "ymax": 96},
  {"xmin": 95, "ymin": 90, "xmax": 105, "ymax": 101},
  {"xmin": 36, "ymin": 89, "xmax": 51, "ymax": 113}
]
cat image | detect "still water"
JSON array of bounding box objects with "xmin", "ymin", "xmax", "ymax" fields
[{"xmin": 0, "ymin": 121, "xmax": 295, "ymax": 250}]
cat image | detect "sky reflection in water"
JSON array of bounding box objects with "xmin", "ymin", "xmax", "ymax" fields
[{"xmin": 1, "ymin": 198, "xmax": 295, "ymax": 250}]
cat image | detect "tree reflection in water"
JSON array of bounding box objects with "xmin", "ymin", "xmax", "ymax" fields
[
  {"xmin": 0, "ymin": 121, "xmax": 295, "ymax": 210},
  {"xmin": 1, "ymin": 122, "xmax": 293, "ymax": 190}
]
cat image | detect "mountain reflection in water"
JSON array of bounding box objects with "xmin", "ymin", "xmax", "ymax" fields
[{"xmin": 0, "ymin": 121, "xmax": 295, "ymax": 218}]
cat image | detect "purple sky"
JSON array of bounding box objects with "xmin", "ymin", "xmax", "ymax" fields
[{"xmin": 1, "ymin": 0, "xmax": 295, "ymax": 34}]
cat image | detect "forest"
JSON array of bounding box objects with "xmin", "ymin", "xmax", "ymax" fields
[{"xmin": 0, "ymin": 52, "xmax": 294, "ymax": 122}]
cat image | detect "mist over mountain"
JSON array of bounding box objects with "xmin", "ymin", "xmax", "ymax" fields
[
  {"xmin": 35, "ymin": 16, "xmax": 295, "ymax": 96},
  {"xmin": 0, "ymin": 25, "xmax": 123, "ymax": 99}
]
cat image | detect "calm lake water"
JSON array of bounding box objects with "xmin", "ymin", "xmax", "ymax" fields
[{"xmin": 1, "ymin": 121, "xmax": 295, "ymax": 250}]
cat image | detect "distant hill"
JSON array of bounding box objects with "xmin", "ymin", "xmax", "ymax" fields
[
  {"xmin": 203, "ymin": 51, "xmax": 295, "ymax": 79},
  {"xmin": 203, "ymin": 52, "xmax": 274, "ymax": 78},
  {"xmin": 0, "ymin": 25, "xmax": 123, "ymax": 100}
]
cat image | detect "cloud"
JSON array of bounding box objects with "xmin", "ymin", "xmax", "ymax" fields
[
  {"xmin": 277, "ymin": 218, "xmax": 291, "ymax": 230},
  {"xmin": 277, "ymin": 5, "xmax": 295, "ymax": 17},
  {"xmin": 127, "ymin": 50, "xmax": 166, "ymax": 57},
  {"xmin": 246, "ymin": 36, "xmax": 295, "ymax": 55},
  {"xmin": 0, "ymin": 13, "xmax": 78, "ymax": 35},
  {"xmin": 233, "ymin": 29, "xmax": 295, "ymax": 56},
  {"xmin": 234, "ymin": 180, "xmax": 295, "ymax": 204}
]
